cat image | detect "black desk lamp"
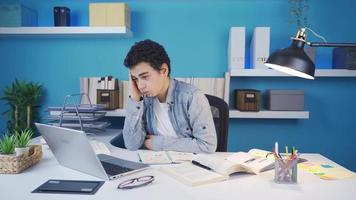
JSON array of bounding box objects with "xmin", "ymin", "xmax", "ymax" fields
[{"xmin": 265, "ymin": 28, "xmax": 356, "ymax": 79}]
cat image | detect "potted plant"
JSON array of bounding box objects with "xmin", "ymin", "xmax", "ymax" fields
[
  {"xmin": 289, "ymin": 0, "xmax": 309, "ymax": 28},
  {"xmin": 15, "ymin": 129, "xmax": 34, "ymax": 156},
  {"xmin": 289, "ymin": 0, "xmax": 316, "ymax": 63},
  {"xmin": 0, "ymin": 134, "xmax": 16, "ymax": 156},
  {"xmin": 1, "ymin": 79, "xmax": 42, "ymax": 133}
]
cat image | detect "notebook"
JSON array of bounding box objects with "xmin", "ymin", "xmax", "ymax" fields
[{"xmin": 138, "ymin": 150, "xmax": 195, "ymax": 164}]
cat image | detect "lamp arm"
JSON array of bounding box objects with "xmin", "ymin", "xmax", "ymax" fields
[{"xmin": 308, "ymin": 42, "xmax": 356, "ymax": 47}]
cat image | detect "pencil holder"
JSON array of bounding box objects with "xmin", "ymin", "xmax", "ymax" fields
[{"xmin": 274, "ymin": 156, "xmax": 298, "ymax": 184}]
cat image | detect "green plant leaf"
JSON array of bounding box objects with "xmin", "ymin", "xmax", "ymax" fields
[
  {"xmin": 1, "ymin": 79, "xmax": 42, "ymax": 133},
  {"xmin": 0, "ymin": 134, "xmax": 16, "ymax": 154},
  {"xmin": 15, "ymin": 128, "xmax": 33, "ymax": 148}
]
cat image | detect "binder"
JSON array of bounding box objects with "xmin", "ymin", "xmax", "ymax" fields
[
  {"xmin": 228, "ymin": 27, "xmax": 246, "ymax": 70},
  {"xmin": 250, "ymin": 27, "xmax": 270, "ymax": 69}
]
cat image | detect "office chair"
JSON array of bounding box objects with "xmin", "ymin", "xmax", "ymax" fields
[
  {"xmin": 110, "ymin": 132, "xmax": 125, "ymax": 149},
  {"xmin": 204, "ymin": 94, "xmax": 229, "ymax": 152},
  {"xmin": 110, "ymin": 94, "xmax": 229, "ymax": 152}
]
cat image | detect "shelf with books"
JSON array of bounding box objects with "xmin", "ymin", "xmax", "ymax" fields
[
  {"xmin": 230, "ymin": 69, "xmax": 356, "ymax": 77},
  {"xmin": 0, "ymin": 26, "xmax": 132, "ymax": 38},
  {"xmin": 229, "ymin": 110, "xmax": 309, "ymax": 119}
]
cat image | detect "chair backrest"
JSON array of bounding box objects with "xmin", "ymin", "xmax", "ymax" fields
[
  {"xmin": 111, "ymin": 94, "xmax": 230, "ymax": 152},
  {"xmin": 205, "ymin": 94, "xmax": 229, "ymax": 152}
]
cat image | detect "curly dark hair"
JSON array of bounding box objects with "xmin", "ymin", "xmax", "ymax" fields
[{"xmin": 124, "ymin": 39, "xmax": 171, "ymax": 76}]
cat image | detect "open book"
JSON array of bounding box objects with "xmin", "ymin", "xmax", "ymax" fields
[
  {"xmin": 138, "ymin": 150, "xmax": 195, "ymax": 164},
  {"xmin": 160, "ymin": 149, "xmax": 275, "ymax": 186}
]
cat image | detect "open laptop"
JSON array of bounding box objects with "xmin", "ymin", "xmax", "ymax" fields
[{"xmin": 35, "ymin": 123, "xmax": 149, "ymax": 180}]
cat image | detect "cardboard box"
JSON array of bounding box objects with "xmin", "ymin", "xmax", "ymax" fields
[
  {"xmin": 97, "ymin": 89, "xmax": 120, "ymax": 110},
  {"xmin": 0, "ymin": 4, "xmax": 37, "ymax": 27},
  {"xmin": 235, "ymin": 89, "xmax": 260, "ymax": 111},
  {"xmin": 89, "ymin": 3, "xmax": 130, "ymax": 27}
]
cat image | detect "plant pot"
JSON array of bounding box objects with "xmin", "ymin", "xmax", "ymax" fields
[
  {"xmin": 0, "ymin": 153, "xmax": 16, "ymax": 157},
  {"xmin": 15, "ymin": 147, "xmax": 29, "ymax": 156}
]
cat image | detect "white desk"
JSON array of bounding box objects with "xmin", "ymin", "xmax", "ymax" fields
[{"xmin": 1, "ymin": 129, "xmax": 355, "ymax": 200}]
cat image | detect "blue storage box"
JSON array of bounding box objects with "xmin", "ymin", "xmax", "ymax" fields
[{"xmin": 0, "ymin": 4, "xmax": 37, "ymax": 27}]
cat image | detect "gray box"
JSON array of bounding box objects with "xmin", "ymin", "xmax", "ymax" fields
[{"xmin": 268, "ymin": 90, "xmax": 304, "ymax": 111}]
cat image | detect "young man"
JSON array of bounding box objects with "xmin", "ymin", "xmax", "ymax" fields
[{"xmin": 122, "ymin": 39, "xmax": 217, "ymax": 153}]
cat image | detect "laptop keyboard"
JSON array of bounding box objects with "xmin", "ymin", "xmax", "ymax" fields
[{"xmin": 100, "ymin": 161, "xmax": 133, "ymax": 176}]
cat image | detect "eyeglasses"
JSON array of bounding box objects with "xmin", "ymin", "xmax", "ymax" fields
[{"xmin": 117, "ymin": 175, "xmax": 154, "ymax": 189}]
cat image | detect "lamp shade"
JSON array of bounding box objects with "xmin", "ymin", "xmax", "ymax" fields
[{"xmin": 265, "ymin": 40, "xmax": 315, "ymax": 79}]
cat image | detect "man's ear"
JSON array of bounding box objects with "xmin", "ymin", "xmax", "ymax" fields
[{"xmin": 160, "ymin": 63, "xmax": 169, "ymax": 76}]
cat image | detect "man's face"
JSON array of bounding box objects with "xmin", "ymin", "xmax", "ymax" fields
[{"xmin": 130, "ymin": 62, "xmax": 168, "ymax": 97}]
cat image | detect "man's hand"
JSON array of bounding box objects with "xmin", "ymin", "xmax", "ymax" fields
[
  {"xmin": 129, "ymin": 73, "xmax": 142, "ymax": 102},
  {"xmin": 144, "ymin": 135, "xmax": 154, "ymax": 150}
]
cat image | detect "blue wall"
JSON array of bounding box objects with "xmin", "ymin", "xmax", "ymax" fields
[{"xmin": 1, "ymin": 0, "xmax": 356, "ymax": 171}]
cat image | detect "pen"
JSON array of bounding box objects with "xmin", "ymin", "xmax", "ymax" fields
[
  {"xmin": 244, "ymin": 158, "xmax": 256, "ymax": 163},
  {"xmin": 192, "ymin": 160, "xmax": 212, "ymax": 171},
  {"xmin": 285, "ymin": 146, "xmax": 289, "ymax": 159},
  {"xmin": 275, "ymin": 142, "xmax": 279, "ymax": 158}
]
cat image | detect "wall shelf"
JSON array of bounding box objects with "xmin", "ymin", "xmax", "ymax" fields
[
  {"xmin": 229, "ymin": 110, "xmax": 309, "ymax": 119},
  {"xmin": 0, "ymin": 26, "xmax": 132, "ymax": 38},
  {"xmin": 103, "ymin": 72, "xmax": 310, "ymax": 119},
  {"xmin": 230, "ymin": 69, "xmax": 356, "ymax": 77},
  {"xmin": 104, "ymin": 108, "xmax": 309, "ymax": 119}
]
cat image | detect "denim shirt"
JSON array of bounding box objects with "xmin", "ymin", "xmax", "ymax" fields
[{"xmin": 122, "ymin": 78, "xmax": 217, "ymax": 153}]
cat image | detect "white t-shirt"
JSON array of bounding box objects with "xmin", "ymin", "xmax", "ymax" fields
[{"xmin": 153, "ymin": 98, "xmax": 178, "ymax": 138}]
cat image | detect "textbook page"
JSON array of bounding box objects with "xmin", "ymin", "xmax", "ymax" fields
[
  {"xmin": 194, "ymin": 154, "xmax": 245, "ymax": 176},
  {"xmin": 160, "ymin": 162, "xmax": 228, "ymax": 186},
  {"xmin": 227, "ymin": 152, "xmax": 275, "ymax": 174},
  {"xmin": 248, "ymin": 148, "xmax": 274, "ymax": 159}
]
